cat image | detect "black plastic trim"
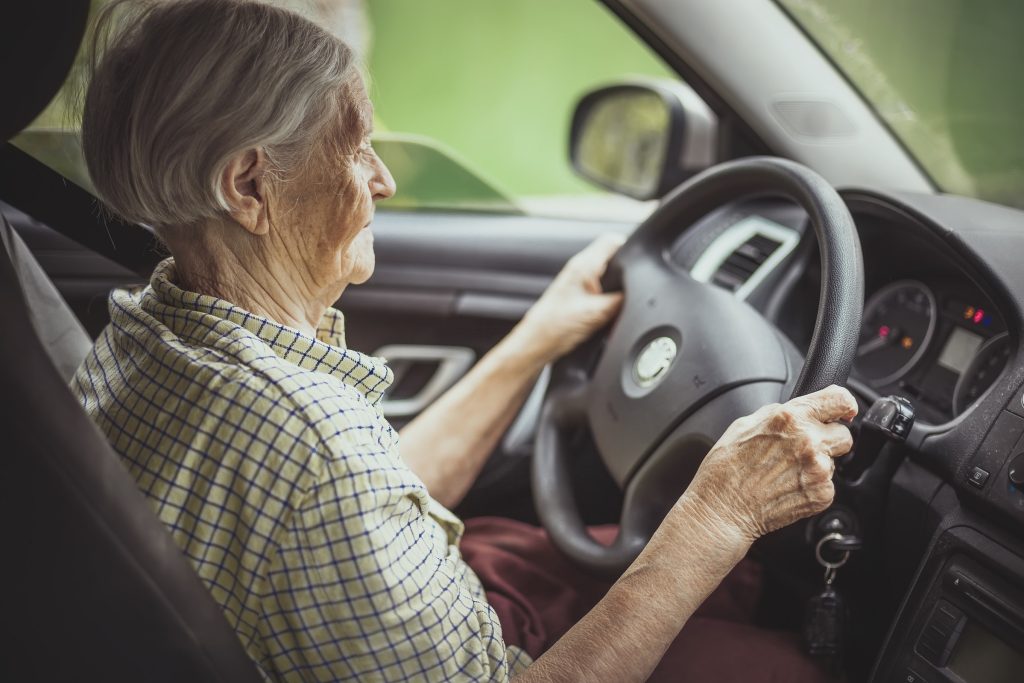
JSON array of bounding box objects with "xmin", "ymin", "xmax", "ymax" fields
[{"xmin": 0, "ymin": 143, "xmax": 165, "ymax": 277}]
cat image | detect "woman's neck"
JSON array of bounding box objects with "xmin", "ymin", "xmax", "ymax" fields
[{"xmin": 168, "ymin": 227, "xmax": 339, "ymax": 339}]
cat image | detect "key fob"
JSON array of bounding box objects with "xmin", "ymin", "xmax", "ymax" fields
[{"xmin": 802, "ymin": 585, "xmax": 845, "ymax": 663}]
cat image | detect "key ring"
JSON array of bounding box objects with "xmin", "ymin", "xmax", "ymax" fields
[{"xmin": 815, "ymin": 532, "xmax": 850, "ymax": 570}]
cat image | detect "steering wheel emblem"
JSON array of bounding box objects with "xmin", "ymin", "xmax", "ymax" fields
[{"xmin": 633, "ymin": 336, "xmax": 678, "ymax": 388}]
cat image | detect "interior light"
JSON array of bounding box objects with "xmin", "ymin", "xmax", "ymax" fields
[
  {"xmin": 964, "ymin": 306, "xmax": 975, "ymax": 320},
  {"xmin": 901, "ymin": 336, "xmax": 914, "ymax": 350}
]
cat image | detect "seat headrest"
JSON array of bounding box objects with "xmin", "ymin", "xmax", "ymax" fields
[{"xmin": 0, "ymin": 1, "xmax": 90, "ymax": 141}]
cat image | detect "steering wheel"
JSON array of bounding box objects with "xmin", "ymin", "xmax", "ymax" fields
[{"xmin": 532, "ymin": 157, "xmax": 863, "ymax": 578}]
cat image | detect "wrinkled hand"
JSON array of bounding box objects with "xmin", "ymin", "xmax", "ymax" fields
[
  {"xmin": 516, "ymin": 234, "xmax": 625, "ymax": 365},
  {"xmin": 683, "ymin": 385, "xmax": 858, "ymax": 544}
]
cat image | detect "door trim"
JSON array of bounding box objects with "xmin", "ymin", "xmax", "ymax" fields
[{"xmin": 374, "ymin": 344, "xmax": 476, "ymax": 418}]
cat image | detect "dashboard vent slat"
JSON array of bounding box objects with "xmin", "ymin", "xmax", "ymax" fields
[{"xmin": 711, "ymin": 233, "xmax": 783, "ymax": 292}]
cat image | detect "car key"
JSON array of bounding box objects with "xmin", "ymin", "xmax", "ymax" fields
[{"xmin": 802, "ymin": 532, "xmax": 852, "ymax": 674}]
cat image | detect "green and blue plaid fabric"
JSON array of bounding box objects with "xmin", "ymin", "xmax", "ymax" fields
[{"xmin": 71, "ymin": 258, "xmax": 530, "ymax": 682}]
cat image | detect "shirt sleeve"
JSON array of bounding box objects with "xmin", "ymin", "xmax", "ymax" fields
[{"xmin": 257, "ymin": 425, "xmax": 516, "ymax": 682}]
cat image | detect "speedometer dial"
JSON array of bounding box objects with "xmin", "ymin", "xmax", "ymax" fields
[{"xmin": 855, "ymin": 280, "xmax": 937, "ymax": 386}]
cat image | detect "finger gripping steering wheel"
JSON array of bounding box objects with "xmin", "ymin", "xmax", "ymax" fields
[{"xmin": 532, "ymin": 157, "xmax": 863, "ymax": 578}]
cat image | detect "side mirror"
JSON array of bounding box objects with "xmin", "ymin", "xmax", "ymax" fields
[{"xmin": 569, "ymin": 80, "xmax": 717, "ymax": 200}]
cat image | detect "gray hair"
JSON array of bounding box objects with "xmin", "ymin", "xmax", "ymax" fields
[{"xmin": 81, "ymin": 0, "xmax": 367, "ymax": 229}]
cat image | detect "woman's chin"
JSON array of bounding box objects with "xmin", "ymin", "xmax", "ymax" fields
[
  {"xmin": 336, "ymin": 230, "xmax": 376, "ymax": 285},
  {"xmin": 349, "ymin": 264, "xmax": 375, "ymax": 285},
  {"xmin": 344, "ymin": 252, "xmax": 376, "ymax": 285}
]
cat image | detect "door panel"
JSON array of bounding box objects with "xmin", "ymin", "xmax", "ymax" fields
[
  {"xmin": 375, "ymin": 344, "xmax": 476, "ymax": 419},
  {"xmin": 341, "ymin": 209, "xmax": 632, "ymax": 427}
]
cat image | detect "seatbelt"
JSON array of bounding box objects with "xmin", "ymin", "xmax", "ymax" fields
[{"xmin": 0, "ymin": 215, "xmax": 92, "ymax": 380}]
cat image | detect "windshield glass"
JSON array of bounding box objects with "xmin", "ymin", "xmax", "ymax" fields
[{"xmin": 778, "ymin": 0, "xmax": 1024, "ymax": 209}]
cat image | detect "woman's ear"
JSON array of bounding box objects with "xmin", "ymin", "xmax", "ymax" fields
[{"xmin": 220, "ymin": 148, "xmax": 270, "ymax": 235}]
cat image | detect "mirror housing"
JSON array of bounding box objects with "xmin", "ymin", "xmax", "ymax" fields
[{"xmin": 569, "ymin": 79, "xmax": 717, "ymax": 200}]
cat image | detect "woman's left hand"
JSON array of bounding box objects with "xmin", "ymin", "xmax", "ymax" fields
[{"xmin": 513, "ymin": 234, "xmax": 625, "ymax": 366}]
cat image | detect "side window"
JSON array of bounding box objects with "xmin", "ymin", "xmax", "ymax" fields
[
  {"xmin": 362, "ymin": 0, "xmax": 695, "ymax": 217},
  {"xmin": 16, "ymin": 0, "xmax": 708, "ymax": 220}
]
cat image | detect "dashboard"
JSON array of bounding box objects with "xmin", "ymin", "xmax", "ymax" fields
[
  {"xmin": 853, "ymin": 278, "xmax": 1009, "ymax": 424},
  {"xmin": 675, "ymin": 198, "xmax": 1016, "ymax": 427},
  {"xmin": 847, "ymin": 211, "xmax": 1012, "ymax": 426},
  {"xmin": 674, "ymin": 190, "xmax": 1024, "ymax": 683}
]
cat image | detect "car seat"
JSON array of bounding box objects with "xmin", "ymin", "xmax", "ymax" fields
[{"xmin": 0, "ymin": 2, "xmax": 263, "ymax": 681}]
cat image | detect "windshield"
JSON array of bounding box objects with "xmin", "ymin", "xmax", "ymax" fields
[{"xmin": 778, "ymin": 0, "xmax": 1024, "ymax": 209}]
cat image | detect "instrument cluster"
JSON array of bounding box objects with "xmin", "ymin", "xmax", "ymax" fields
[{"xmin": 853, "ymin": 279, "xmax": 1010, "ymax": 423}]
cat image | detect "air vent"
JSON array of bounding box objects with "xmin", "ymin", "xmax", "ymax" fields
[{"xmin": 710, "ymin": 233, "xmax": 783, "ymax": 292}]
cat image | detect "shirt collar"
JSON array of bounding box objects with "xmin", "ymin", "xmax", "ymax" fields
[{"xmin": 147, "ymin": 258, "xmax": 393, "ymax": 405}]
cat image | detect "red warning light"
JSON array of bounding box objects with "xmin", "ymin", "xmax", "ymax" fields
[
  {"xmin": 973, "ymin": 309, "xmax": 985, "ymax": 324},
  {"xmin": 879, "ymin": 325, "xmax": 891, "ymax": 338}
]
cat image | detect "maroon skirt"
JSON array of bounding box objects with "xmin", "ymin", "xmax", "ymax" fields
[{"xmin": 460, "ymin": 517, "xmax": 833, "ymax": 682}]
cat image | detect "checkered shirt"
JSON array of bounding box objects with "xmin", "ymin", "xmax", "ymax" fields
[{"xmin": 71, "ymin": 258, "xmax": 531, "ymax": 681}]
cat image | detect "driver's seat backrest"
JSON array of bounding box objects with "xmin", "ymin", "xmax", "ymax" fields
[
  {"xmin": 0, "ymin": 213, "xmax": 92, "ymax": 380},
  {"xmin": 0, "ymin": 212, "xmax": 263, "ymax": 682}
]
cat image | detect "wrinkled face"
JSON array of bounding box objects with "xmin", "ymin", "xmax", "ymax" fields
[{"xmin": 272, "ymin": 76, "xmax": 396, "ymax": 294}]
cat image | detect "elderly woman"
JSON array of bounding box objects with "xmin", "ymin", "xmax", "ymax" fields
[{"xmin": 72, "ymin": 1, "xmax": 856, "ymax": 681}]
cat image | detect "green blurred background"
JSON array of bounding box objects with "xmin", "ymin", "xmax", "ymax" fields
[
  {"xmin": 780, "ymin": 0, "xmax": 1024, "ymax": 208},
  {"xmin": 364, "ymin": 0, "xmax": 671, "ymax": 201},
  {"xmin": 20, "ymin": 0, "xmax": 673, "ymax": 210}
]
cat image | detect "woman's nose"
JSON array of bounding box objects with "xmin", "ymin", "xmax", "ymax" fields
[{"xmin": 371, "ymin": 155, "xmax": 397, "ymax": 201}]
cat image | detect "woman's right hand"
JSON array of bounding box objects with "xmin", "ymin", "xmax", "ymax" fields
[
  {"xmin": 681, "ymin": 385, "xmax": 858, "ymax": 544},
  {"xmin": 522, "ymin": 385, "xmax": 857, "ymax": 683}
]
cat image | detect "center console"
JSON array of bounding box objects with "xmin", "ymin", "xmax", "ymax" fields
[{"xmin": 871, "ymin": 525, "xmax": 1024, "ymax": 683}]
